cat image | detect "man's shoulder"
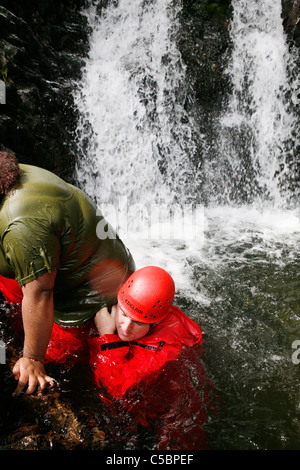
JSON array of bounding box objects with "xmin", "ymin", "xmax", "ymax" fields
[{"xmin": 18, "ymin": 164, "xmax": 71, "ymax": 198}]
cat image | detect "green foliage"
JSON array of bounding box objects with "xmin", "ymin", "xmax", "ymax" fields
[
  {"xmin": 206, "ymin": 0, "xmax": 231, "ymax": 19},
  {"xmin": 0, "ymin": 67, "xmax": 8, "ymax": 83}
]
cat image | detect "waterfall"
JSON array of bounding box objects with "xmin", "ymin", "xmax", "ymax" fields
[
  {"xmin": 73, "ymin": 0, "xmax": 299, "ymax": 286},
  {"xmin": 212, "ymin": 0, "xmax": 299, "ymax": 207},
  {"xmin": 74, "ymin": 0, "xmax": 299, "ymax": 212},
  {"xmin": 74, "ymin": 0, "xmax": 201, "ymax": 211}
]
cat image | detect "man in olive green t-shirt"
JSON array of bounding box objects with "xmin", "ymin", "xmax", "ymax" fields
[{"xmin": 0, "ymin": 152, "xmax": 135, "ymax": 396}]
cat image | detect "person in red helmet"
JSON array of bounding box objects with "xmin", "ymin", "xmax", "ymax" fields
[
  {"xmin": 89, "ymin": 266, "xmax": 202, "ymax": 397},
  {"xmin": 87, "ymin": 266, "xmax": 215, "ymax": 449}
]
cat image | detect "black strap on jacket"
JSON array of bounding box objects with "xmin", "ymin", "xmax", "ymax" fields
[{"xmin": 100, "ymin": 340, "xmax": 165, "ymax": 352}]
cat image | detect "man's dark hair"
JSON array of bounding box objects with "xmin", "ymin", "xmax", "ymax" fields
[{"xmin": 0, "ymin": 152, "xmax": 20, "ymax": 195}]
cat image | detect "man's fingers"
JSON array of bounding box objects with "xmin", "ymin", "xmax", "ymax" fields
[
  {"xmin": 45, "ymin": 375, "xmax": 55, "ymax": 385},
  {"xmin": 40, "ymin": 375, "xmax": 56, "ymax": 390},
  {"xmin": 100, "ymin": 307, "xmax": 109, "ymax": 315},
  {"xmin": 14, "ymin": 374, "xmax": 56, "ymax": 396},
  {"xmin": 12, "ymin": 363, "xmax": 20, "ymax": 380},
  {"xmin": 12, "ymin": 376, "xmax": 28, "ymax": 396},
  {"xmin": 111, "ymin": 304, "xmax": 117, "ymax": 318},
  {"xmin": 12, "ymin": 359, "xmax": 56, "ymax": 397},
  {"xmin": 25, "ymin": 374, "xmax": 38, "ymax": 395}
]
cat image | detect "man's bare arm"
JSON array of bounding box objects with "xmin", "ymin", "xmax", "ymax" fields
[{"xmin": 12, "ymin": 271, "xmax": 57, "ymax": 396}]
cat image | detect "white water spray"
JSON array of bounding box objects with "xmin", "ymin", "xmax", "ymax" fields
[
  {"xmin": 73, "ymin": 0, "xmax": 205, "ymax": 290},
  {"xmin": 74, "ymin": 0, "xmax": 200, "ymax": 209},
  {"xmin": 217, "ymin": 0, "xmax": 299, "ymax": 207}
]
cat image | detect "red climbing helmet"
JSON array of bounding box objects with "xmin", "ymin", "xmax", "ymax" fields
[{"xmin": 117, "ymin": 266, "xmax": 175, "ymax": 323}]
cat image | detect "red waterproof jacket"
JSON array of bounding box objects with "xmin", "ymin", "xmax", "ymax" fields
[
  {"xmin": 87, "ymin": 306, "xmax": 211, "ymax": 449},
  {"xmin": 88, "ymin": 305, "xmax": 202, "ymax": 398}
]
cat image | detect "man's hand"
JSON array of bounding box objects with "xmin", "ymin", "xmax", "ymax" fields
[
  {"xmin": 94, "ymin": 305, "xmax": 117, "ymax": 335},
  {"xmin": 12, "ymin": 357, "xmax": 55, "ymax": 396}
]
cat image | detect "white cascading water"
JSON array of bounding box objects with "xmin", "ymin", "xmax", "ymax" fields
[
  {"xmin": 73, "ymin": 0, "xmax": 300, "ymax": 293},
  {"xmin": 74, "ymin": 0, "xmax": 201, "ymax": 207},
  {"xmin": 73, "ymin": 0, "xmax": 205, "ymax": 292},
  {"xmin": 216, "ymin": 0, "xmax": 299, "ymax": 207}
]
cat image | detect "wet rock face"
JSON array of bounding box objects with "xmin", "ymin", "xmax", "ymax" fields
[
  {"xmin": 177, "ymin": 0, "xmax": 299, "ymax": 205},
  {"xmin": 0, "ymin": 0, "xmax": 89, "ymax": 183},
  {"xmin": 282, "ymin": 0, "xmax": 300, "ymax": 47},
  {"xmin": 178, "ymin": 0, "xmax": 232, "ymax": 117}
]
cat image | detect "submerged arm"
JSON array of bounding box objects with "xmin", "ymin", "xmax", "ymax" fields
[{"xmin": 12, "ymin": 271, "xmax": 57, "ymax": 396}]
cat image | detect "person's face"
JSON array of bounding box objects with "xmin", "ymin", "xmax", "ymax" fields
[{"xmin": 115, "ymin": 304, "xmax": 150, "ymax": 341}]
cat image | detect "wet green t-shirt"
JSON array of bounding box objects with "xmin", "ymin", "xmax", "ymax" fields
[{"xmin": 0, "ymin": 164, "xmax": 135, "ymax": 326}]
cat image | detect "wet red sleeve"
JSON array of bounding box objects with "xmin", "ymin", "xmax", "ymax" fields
[{"xmin": 0, "ymin": 275, "xmax": 23, "ymax": 303}]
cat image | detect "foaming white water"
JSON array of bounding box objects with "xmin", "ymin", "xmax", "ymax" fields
[
  {"xmin": 216, "ymin": 0, "xmax": 299, "ymax": 206},
  {"xmin": 203, "ymin": 205, "xmax": 300, "ymax": 262}
]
